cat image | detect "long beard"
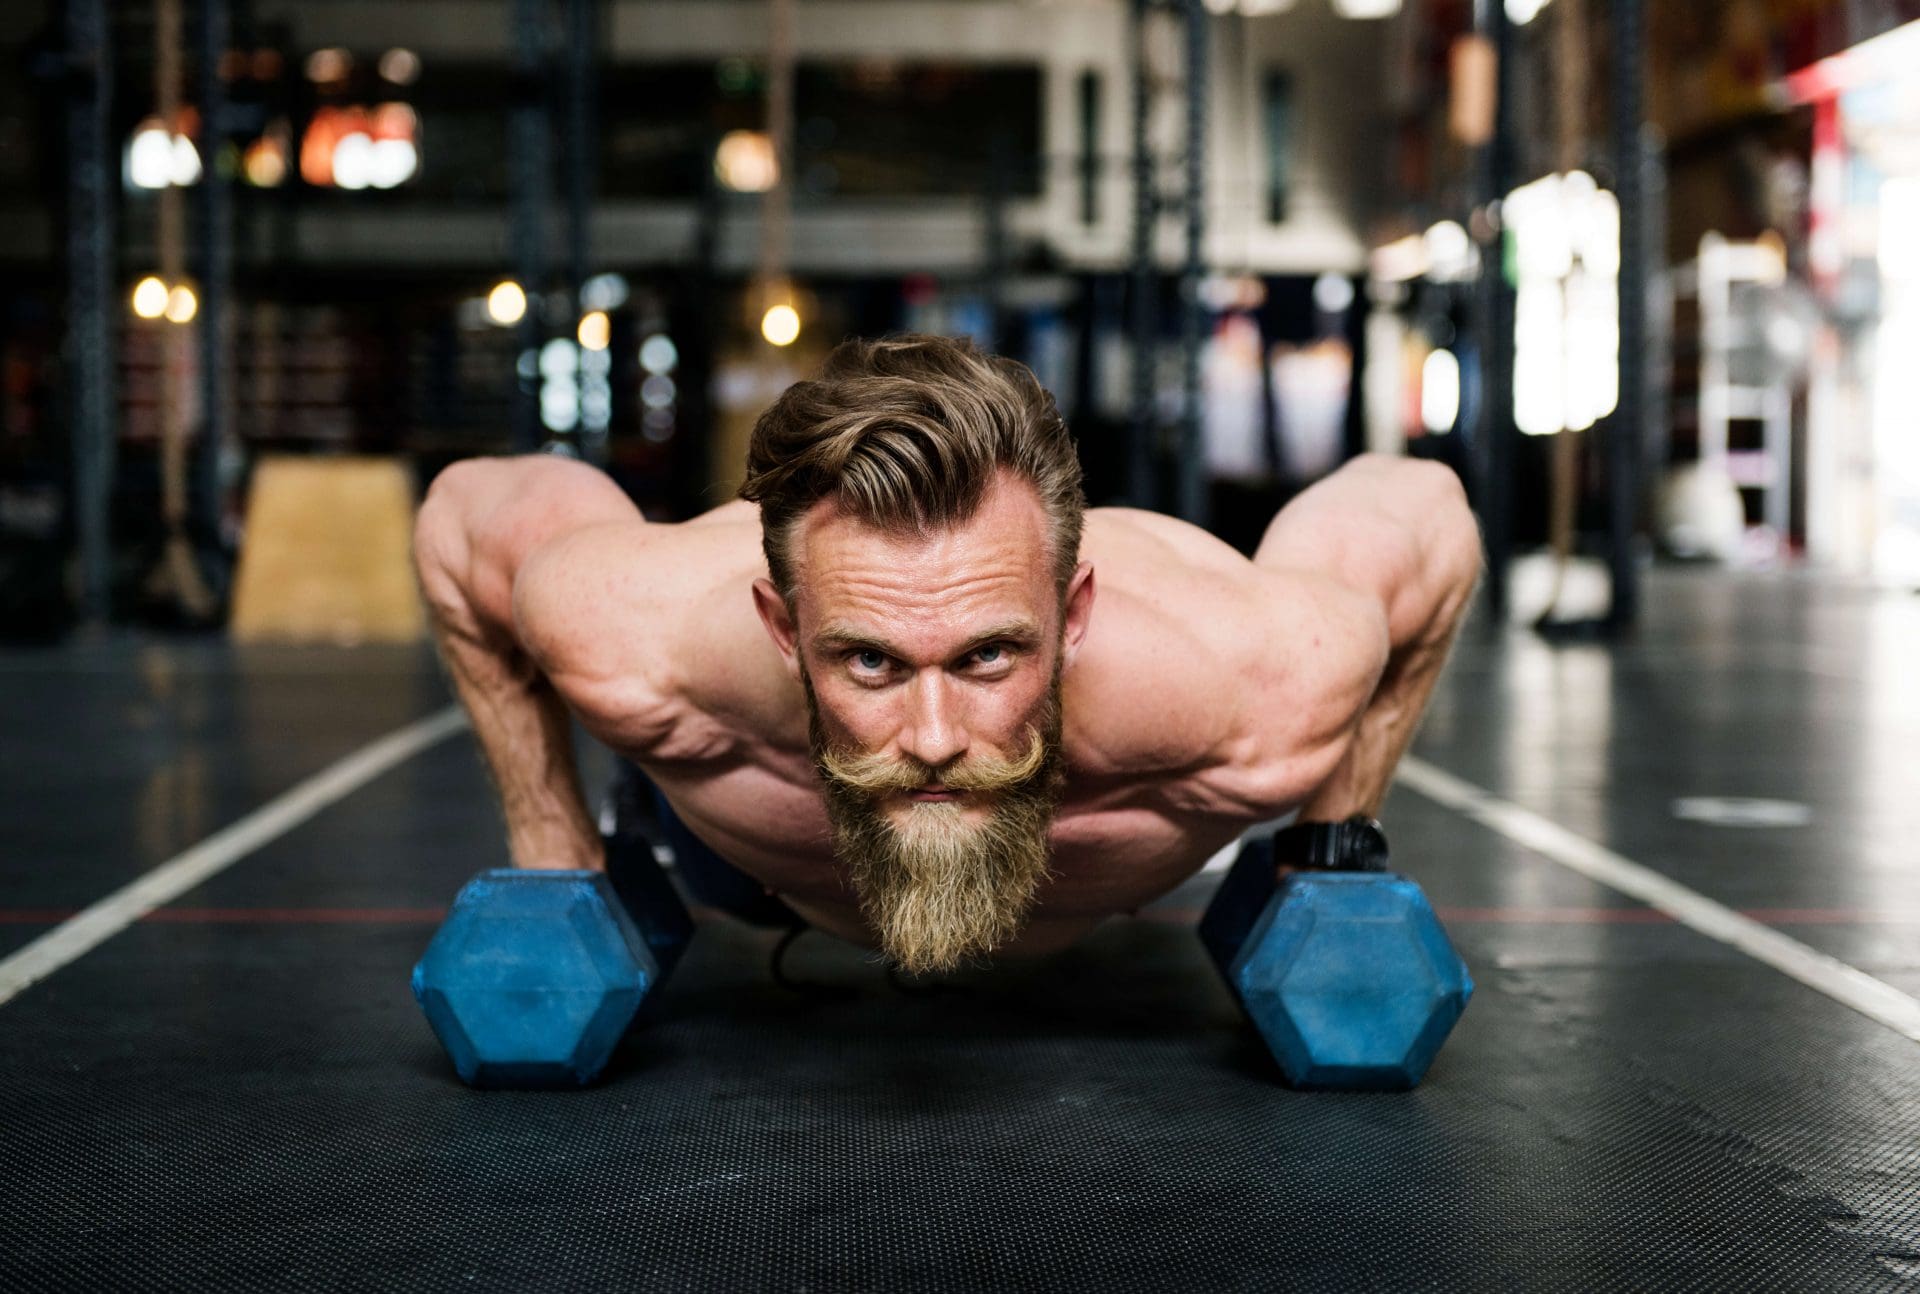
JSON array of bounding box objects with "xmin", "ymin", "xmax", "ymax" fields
[{"xmin": 806, "ymin": 673, "xmax": 1066, "ymax": 975}]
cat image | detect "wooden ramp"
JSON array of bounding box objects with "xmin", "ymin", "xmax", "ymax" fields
[{"xmin": 230, "ymin": 456, "xmax": 426, "ymax": 644}]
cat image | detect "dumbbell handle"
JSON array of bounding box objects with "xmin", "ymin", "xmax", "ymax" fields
[
  {"xmin": 1273, "ymin": 817, "xmax": 1390, "ymax": 874},
  {"xmin": 1197, "ymin": 818, "xmax": 1395, "ymax": 986}
]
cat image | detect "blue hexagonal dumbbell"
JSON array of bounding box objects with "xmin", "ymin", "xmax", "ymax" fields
[
  {"xmin": 1198, "ymin": 822, "xmax": 1472, "ymax": 1091},
  {"xmin": 412, "ymin": 831, "xmax": 692, "ymax": 1088}
]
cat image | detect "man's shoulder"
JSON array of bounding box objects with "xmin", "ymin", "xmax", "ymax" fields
[
  {"xmin": 1081, "ymin": 506, "xmax": 1254, "ymax": 577},
  {"xmin": 1067, "ymin": 516, "xmax": 1387, "ymax": 818},
  {"xmin": 514, "ymin": 514, "xmax": 797, "ymax": 759}
]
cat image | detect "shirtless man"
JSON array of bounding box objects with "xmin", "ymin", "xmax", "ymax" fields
[{"xmin": 413, "ymin": 333, "xmax": 1481, "ymax": 974}]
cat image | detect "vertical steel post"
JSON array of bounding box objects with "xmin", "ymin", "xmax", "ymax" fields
[
  {"xmin": 983, "ymin": 132, "xmax": 1010, "ymax": 354},
  {"xmin": 509, "ymin": 0, "xmax": 552, "ymax": 452},
  {"xmin": 565, "ymin": 0, "xmax": 595, "ymax": 308},
  {"xmin": 1175, "ymin": 0, "xmax": 1208, "ymax": 527},
  {"xmin": 153, "ymin": 0, "xmax": 218, "ymax": 620},
  {"xmin": 759, "ymin": 0, "xmax": 795, "ymax": 303},
  {"xmin": 65, "ymin": 0, "xmax": 115, "ymax": 625},
  {"xmin": 1474, "ymin": 0, "xmax": 1516, "ymax": 624},
  {"xmin": 1607, "ymin": 0, "xmax": 1646, "ymax": 630},
  {"xmin": 1127, "ymin": 0, "xmax": 1158, "ymax": 510},
  {"xmin": 1076, "ymin": 70, "xmax": 1100, "ymax": 227},
  {"xmin": 674, "ymin": 153, "xmax": 723, "ymax": 517},
  {"xmin": 564, "ymin": 0, "xmax": 599, "ymax": 460},
  {"xmin": 195, "ymin": 0, "xmax": 231, "ymax": 549}
]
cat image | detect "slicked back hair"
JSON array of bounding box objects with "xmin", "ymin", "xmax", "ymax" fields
[{"xmin": 739, "ymin": 333, "xmax": 1086, "ymax": 607}]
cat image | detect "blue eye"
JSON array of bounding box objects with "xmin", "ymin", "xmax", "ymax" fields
[
  {"xmin": 854, "ymin": 650, "xmax": 887, "ymax": 672},
  {"xmin": 975, "ymin": 644, "xmax": 1004, "ymax": 664}
]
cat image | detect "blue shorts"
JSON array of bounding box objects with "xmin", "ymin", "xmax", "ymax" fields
[{"xmin": 614, "ymin": 761, "xmax": 804, "ymax": 930}]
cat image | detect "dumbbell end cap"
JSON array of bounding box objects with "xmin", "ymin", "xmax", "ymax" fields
[
  {"xmin": 413, "ymin": 869, "xmax": 664, "ymax": 1088},
  {"xmin": 1227, "ymin": 872, "xmax": 1474, "ymax": 1092}
]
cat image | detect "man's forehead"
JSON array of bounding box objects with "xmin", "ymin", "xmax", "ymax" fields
[{"xmin": 788, "ymin": 473, "xmax": 1054, "ymax": 637}]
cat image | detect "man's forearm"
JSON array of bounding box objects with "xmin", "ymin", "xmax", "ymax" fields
[
  {"xmin": 431, "ymin": 615, "xmax": 602, "ymax": 870},
  {"xmin": 1293, "ymin": 618, "xmax": 1461, "ymax": 822}
]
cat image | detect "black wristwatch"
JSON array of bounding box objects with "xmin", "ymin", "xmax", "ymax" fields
[{"xmin": 1271, "ymin": 816, "xmax": 1390, "ymax": 873}]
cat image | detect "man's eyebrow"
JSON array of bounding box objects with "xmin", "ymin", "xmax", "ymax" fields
[
  {"xmin": 813, "ymin": 625, "xmax": 896, "ymax": 655},
  {"xmin": 813, "ymin": 618, "xmax": 1043, "ymax": 658}
]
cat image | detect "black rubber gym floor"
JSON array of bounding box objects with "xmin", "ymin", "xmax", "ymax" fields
[{"xmin": 3, "ymin": 567, "xmax": 1918, "ymax": 1290}]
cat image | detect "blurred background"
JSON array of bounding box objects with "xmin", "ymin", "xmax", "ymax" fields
[{"xmin": 1, "ymin": 0, "xmax": 1917, "ymax": 643}]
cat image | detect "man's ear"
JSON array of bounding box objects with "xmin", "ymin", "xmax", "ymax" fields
[
  {"xmin": 1060, "ymin": 561, "xmax": 1096, "ymax": 670},
  {"xmin": 752, "ymin": 577, "xmax": 803, "ymax": 681}
]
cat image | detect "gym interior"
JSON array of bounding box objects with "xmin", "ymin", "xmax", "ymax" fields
[{"xmin": 3, "ymin": 1, "xmax": 1919, "ymax": 1288}]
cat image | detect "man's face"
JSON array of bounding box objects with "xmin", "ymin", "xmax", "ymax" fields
[{"xmin": 752, "ymin": 472, "xmax": 1095, "ymax": 974}]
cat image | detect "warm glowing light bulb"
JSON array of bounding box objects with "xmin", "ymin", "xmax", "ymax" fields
[
  {"xmin": 1421, "ymin": 348, "xmax": 1462, "ymax": 433},
  {"xmin": 169, "ymin": 134, "xmax": 202, "ymax": 186},
  {"xmin": 165, "ymin": 285, "xmax": 198, "ymax": 324},
  {"xmin": 714, "ymin": 130, "xmax": 778, "ymax": 193},
  {"xmin": 379, "ymin": 48, "xmax": 421, "ymax": 85},
  {"xmin": 332, "ymin": 132, "xmax": 373, "ymax": 189},
  {"xmin": 128, "ymin": 122, "xmax": 174, "ymax": 190},
  {"xmin": 131, "ymin": 276, "xmax": 169, "ymax": 319},
  {"xmin": 487, "ymin": 281, "xmax": 527, "ymax": 326},
  {"xmin": 577, "ymin": 310, "xmax": 611, "ymax": 351},
  {"xmin": 761, "ymin": 303, "xmax": 801, "ymax": 347},
  {"xmin": 242, "ymin": 136, "xmax": 287, "ymax": 187},
  {"xmin": 306, "ymin": 48, "xmax": 353, "ymax": 84}
]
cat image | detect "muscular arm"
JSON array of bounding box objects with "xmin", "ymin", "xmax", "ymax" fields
[
  {"xmin": 1252, "ymin": 455, "xmax": 1481, "ymax": 821},
  {"xmin": 412, "ymin": 455, "xmax": 643, "ymax": 870}
]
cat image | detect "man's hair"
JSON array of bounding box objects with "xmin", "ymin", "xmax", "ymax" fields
[{"xmin": 739, "ymin": 333, "xmax": 1085, "ymax": 604}]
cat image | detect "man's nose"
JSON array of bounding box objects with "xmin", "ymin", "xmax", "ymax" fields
[{"xmin": 899, "ymin": 670, "xmax": 967, "ymax": 772}]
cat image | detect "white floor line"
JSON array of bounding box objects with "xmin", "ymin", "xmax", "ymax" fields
[
  {"xmin": 1396, "ymin": 755, "xmax": 1920, "ymax": 1044},
  {"xmin": 0, "ymin": 705, "xmax": 468, "ymax": 1008}
]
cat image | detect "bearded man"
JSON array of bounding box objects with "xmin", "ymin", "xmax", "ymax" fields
[{"xmin": 413, "ymin": 333, "xmax": 1480, "ymax": 975}]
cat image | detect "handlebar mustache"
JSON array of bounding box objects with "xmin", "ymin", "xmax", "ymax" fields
[{"xmin": 815, "ymin": 723, "xmax": 1050, "ymax": 795}]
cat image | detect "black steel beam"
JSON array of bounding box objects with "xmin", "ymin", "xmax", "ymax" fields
[
  {"xmin": 1126, "ymin": 0, "xmax": 1158, "ymax": 511},
  {"xmin": 1475, "ymin": 0, "xmax": 1517, "ymax": 625},
  {"xmin": 1607, "ymin": 0, "xmax": 1646, "ymax": 631},
  {"xmin": 65, "ymin": 0, "xmax": 115, "ymax": 625},
  {"xmin": 509, "ymin": 0, "xmax": 553, "ymax": 453},
  {"xmin": 565, "ymin": 0, "xmax": 594, "ymax": 308},
  {"xmin": 565, "ymin": 0, "xmax": 599, "ymax": 461},
  {"xmin": 1175, "ymin": 0, "xmax": 1209, "ymax": 527},
  {"xmin": 195, "ymin": 0, "xmax": 231, "ymax": 553}
]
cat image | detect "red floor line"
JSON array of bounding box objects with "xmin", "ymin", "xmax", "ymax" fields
[
  {"xmin": 0, "ymin": 907, "xmax": 446, "ymax": 924},
  {"xmin": 1140, "ymin": 905, "xmax": 1920, "ymax": 926},
  {"xmin": 1437, "ymin": 906, "xmax": 1675, "ymax": 924},
  {"xmin": 143, "ymin": 907, "xmax": 449, "ymax": 923}
]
